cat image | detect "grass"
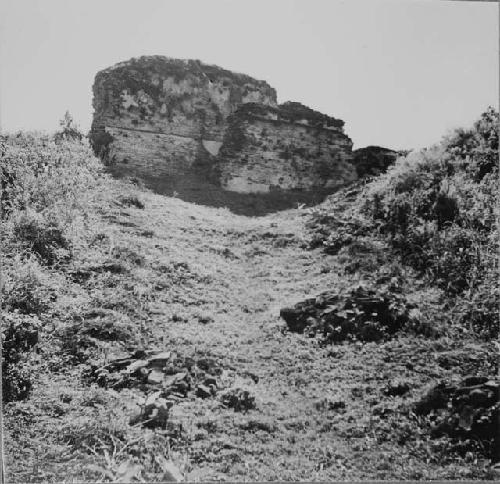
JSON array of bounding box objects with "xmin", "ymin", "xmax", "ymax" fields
[{"xmin": 2, "ymin": 115, "xmax": 499, "ymax": 481}]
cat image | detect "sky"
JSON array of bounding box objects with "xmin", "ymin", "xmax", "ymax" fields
[{"xmin": 0, "ymin": 0, "xmax": 498, "ymax": 150}]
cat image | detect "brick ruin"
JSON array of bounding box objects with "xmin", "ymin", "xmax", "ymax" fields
[
  {"xmin": 90, "ymin": 56, "xmax": 357, "ymax": 193},
  {"xmin": 215, "ymin": 102, "xmax": 355, "ymax": 192}
]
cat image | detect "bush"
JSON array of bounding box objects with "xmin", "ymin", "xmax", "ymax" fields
[
  {"xmin": 13, "ymin": 210, "xmax": 70, "ymax": 265},
  {"xmin": 0, "ymin": 132, "xmax": 103, "ymax": 221},
  {"xmin": 54, "ymin": 111, "xmax": 83, "ymax": 143},
  {"xmin": 361, "ymin": 108, "xmax": 498, "ymax": 298},
  {"xmin": 118, "ymin": 194, "xmax": 145, "ymax": 209},
  {"xmin": 455, "ymin": 265, "xmax": 499, "ymax": 339},
  {"xmin": 59, "ymin": 309, "xmax": 137, "ymax": 363},
  {"xmin": 2, "ymin": 256, "xmax": 57, "ymax": 315},
  {"xmin": 309, "ymin": 108, "xmax": 498, "ymax": 339},
  {"xmin": 1, "ymin": 313, "xmax": 40, "ymax": 402}
]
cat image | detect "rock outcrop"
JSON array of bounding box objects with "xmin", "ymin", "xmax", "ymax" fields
[{"xmin": 90, "ymin": 56, "xmax": 357, "ymax": 193}]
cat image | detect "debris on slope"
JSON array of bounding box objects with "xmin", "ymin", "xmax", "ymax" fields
[
  {"xmin": 220, "ymin": 386, "xmax": 256, "ymax": 412},
  {"xmin": 415, "ymin": 377, "xmax": 500, "ymax": 462},
  {"xmin": 280, "ymin": 283, "xmax": 415, "ymax": 343},
  {"xmin": 306, "ymin": 182, "xmax": 373, "ymax": 253},
  {"xmin": 91, "ymin": 350, "xmax": 220, "ymax": 394}
]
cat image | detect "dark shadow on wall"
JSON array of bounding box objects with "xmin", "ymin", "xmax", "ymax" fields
[{"xmin": 108, "ymin": 167, "xmax": 341, "ymax": 217}]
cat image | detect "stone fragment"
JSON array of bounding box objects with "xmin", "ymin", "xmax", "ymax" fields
[
  {"xmin": 463, "ymin": 375, "xmax": 489, "ymax": 386},
  {"xmin": 384, "ymin": 380, "xmax": 410, "ymax": 397},
  {"xmin": 134, "ymin": 392, "xmax": 173, "ymax": 429},
  {"xmin": 203, "ymin": 376, "xmax": 217, "ymax": 387},
  {"xmin": 164, "ymin": 372, "xmax": 191, "ymax": 397},
  {"xmin": 148, "ymin": 351, "xmax": 172, "ymax": 367},
  {"xmin": 126, "ymin": 359, "xmax": 148, "ymax": 374},
  {"xmin": 196, "ymin": 384, "xmax": 213, "ymax": 399},
  {"xmin": 147, "ymin": 370, "xmax": 165, "ymax": 385},
  {"xmin": 415, "ymin": 377, "xmax": 499, "ymax": 461}
]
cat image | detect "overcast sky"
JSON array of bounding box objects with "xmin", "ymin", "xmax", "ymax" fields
[{"xmin": 0, "ymin": 0, "xmax": 497, "ymax": 150}]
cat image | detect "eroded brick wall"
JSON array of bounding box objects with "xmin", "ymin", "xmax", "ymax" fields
[
  {"xmin": 90, "ymin": 56, "xmax": 277, "ymax": 175},
  {"xmin": 216, "ymin": 103, "xmax": 356, "ymax": 193}
]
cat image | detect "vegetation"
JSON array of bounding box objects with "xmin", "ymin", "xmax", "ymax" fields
[
  {"xmin": 304, "ymin": 108, "xmax": 499, "ymax": 473},
  {"xmin": 351, "ymin": 145, "xmax": 399, "ymax": 178},
  {"xmin": 362, "ymin": 107, "xmax": 498, "ymax": 336},
  {"xmin": 312, "ymin": 107, "xmax": 498, "ymax": 338},
  {"xmin": 54, "ymin": 111, "xmax": 84, "ymax": 143},
  {"xmin": 278, "ymin": 101, "xmax": 345, "ymax": 130},
  {"xmin": 2, "ymin": 108, "xmax": 499, "ymax": 481},
  {"xmin": 1, "ymin": 131, "xmax": 105, "ymax": 403}
]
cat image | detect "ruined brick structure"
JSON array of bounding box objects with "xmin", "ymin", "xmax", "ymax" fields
[
  {"xmin": 215, "ymin": 103, "xmax": 355, "ymax": 193},
  {"xmin": 90, "ymin": 56, "xmax": 357, "ymax": 193}
]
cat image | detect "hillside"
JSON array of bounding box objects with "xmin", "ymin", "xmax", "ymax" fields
[{"xmin": 1, "ymin": 109, "xmax": 499, "ymax": 481}]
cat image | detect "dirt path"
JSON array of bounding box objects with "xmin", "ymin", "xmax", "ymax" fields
[
  {"xmin": 90, "ymin": 189, "xmax": 462, "ymax": 481},
  {"xmin": 6, "ymin": 185, "xmax": 491, "ymax": 482}
]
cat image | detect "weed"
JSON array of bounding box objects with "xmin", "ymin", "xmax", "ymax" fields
[
  {"xmin": 118, "ymin": 194, "xmax": 145, "ymax": 209},
  {"xmin": 1, "ymin": 313, "xmax": 40, "ymax": 402},
  {"xmin": 2, "ymin": 256, "xmax": 57, "ymax": 315},
  {"xmin": 13, "ymin": 210, "xmax": 70, "ymax": 265}
]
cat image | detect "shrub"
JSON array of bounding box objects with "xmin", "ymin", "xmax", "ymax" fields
[
  {"xmin": 361, "ymin": 108, "xmax": 498, "ymax": 298},
  {"xmin": 455, "ymin": 262, "xmax": 499, "ymax": 340},
  {"xmin": 89, "ymin": 129, "xmax": 114, "ymax": 162},
  {"xmin": 309, "ymin": 108, "xmax": 499, "ymax": 338},
  {"xmin": 118, "ymin": 194, "xmax": 145, "ymax": 209},
  {"xmin": 0, "ymin": 132, "xmax": 103, "ymax": 221},
  {"xmin": 1, "ymin": 313, "xmax": 40, "ymax": 402},
  {"xmin": 2, "ymin": 256, "xmax": 57, "ymax": 315},
  {"xmin": 54, "ymin": 111, "xmax": 83, "ymax": 143},
  {"xmin": 13, "ymin": 210, "xmax": 70, "ymax": 265},
  {"xmin": 59, "ymin": 309, "xmax": 137, "ymax": 363}
]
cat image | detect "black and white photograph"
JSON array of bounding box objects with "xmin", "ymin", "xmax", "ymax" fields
[{"xmin": 0, "ymin": 0, "xmax": 498, "ymax": 481}]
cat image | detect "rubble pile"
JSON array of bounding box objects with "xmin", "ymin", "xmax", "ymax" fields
[
  {"xmin": 90, "ymin": 350, "xmax": 221, "ymax": 427},
  {"xmin": 280, "ymin": 284, "xmax": 412, "ymax": 343},
  {"xmin": 415, "ymin": 376, "xmax": 500, "ymax": 461}
]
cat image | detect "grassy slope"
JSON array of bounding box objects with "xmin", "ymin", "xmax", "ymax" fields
[{"xmin": 4, "ymin": 174, "xmax": 496, "ymax": 481}]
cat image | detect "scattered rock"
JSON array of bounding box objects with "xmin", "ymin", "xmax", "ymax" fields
[
  {"xmin": 220, "ymin": 387, "xmax": 256, "ymax": 412},
  {"xmin": 415, "ymin": 377, "xmax": 500, "ymax": 461},
  {"xmin": 280, "ymin": 284, "xmax": 413, "ymax": 343},
  {"xmin": 196, "ymin": 384, "xmax": 213, "ymax": 399},
  {"xmin": 148, "ymin": 351, "xmax": 172, "ymax": 367},
  {"xmin": 164, "ymin": 372, "xmax": 191, "ymax": 397},
  {"xmin": 126, "ymin": 359, "xmax": 148, "ymax": 375},
  {"xmin": 203, "ymin": 376, "xmax": 217, "ymax": 387},
  {"xmin": 435, "ymin": 348, "xmax": 496, "ymax": 375},
  {"xmin": 130, "ymin": 391, "xmax": 173, "ymax": 429},
  {"xmin": 196, "ymin": 357, "xmax": 222, "ymax": 375},
  {"xmin": 384, "ymin": 380, "xmax": 410, "ymax": 397},
  {"xmin": 238, "ymin": 418, "xmax": 276, "ymax": 433},
  {"xmin": 463, "ymin": 375, "xmax": 489, "ymax": 386},
  {"xmin": 91, "ymin": 351, "xmax": 217, "ymax": 398},
  {"xmin": 147, "ymin": 369, "xmax": 165, "ymax": 385}
]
